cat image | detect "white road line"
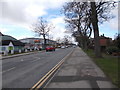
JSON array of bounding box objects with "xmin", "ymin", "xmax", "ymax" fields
[
  {"xmin": 34, "ymin": 57, "xmax": 40, "ymax": 59},
  {"xmin": 21, "ymin": 59, "xmax": 24, "ymax": 61},
  {"xmin": 31, "ymin": 60, "xmax": 39, "ymax": 62},
  {"xmin": 2, "ymin": 67, "xmax": 16, "ymax": 73},
  {"xmin": 31, "ymin": 58, "xmax": 40, "ymax": 62}
]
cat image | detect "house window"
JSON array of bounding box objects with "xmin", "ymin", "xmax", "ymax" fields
[{"xmin": 2, "ymin": 47, "xmax": 6, "ymax": 51}]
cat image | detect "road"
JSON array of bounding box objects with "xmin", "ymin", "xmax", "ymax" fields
[{"xmin": 2, "ymin": 47, "xmax": 74, "ymax": 88}]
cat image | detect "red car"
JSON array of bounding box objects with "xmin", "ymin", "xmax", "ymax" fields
[{"xmin": 46, "ymin": 46, "xmax": 55, "ymax": 52}]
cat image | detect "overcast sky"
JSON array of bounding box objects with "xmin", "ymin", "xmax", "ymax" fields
[{"xmin": 0, "ymin": 0, "xmax": 119, "ymax": 42}]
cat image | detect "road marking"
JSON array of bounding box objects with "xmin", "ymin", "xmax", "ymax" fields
[
  {"xmin": 31, "ymin": 58, "xmax": 40, "ymax": 62},
  {"xmin": 21, "ymin": 59, "xmax": 24, "ymax": 61},
  {"xmin": 30, "ymin": 48, "xmax": 75, "ymax": 89},
  {"xmin": 34, "ymin": 57, "xmax": 41, "ymax": 59},
  {"xmin": 30, "ymin": 60, "xmax": 64, "ymax": 90},
  {"xmin": 36, "ymin": 60, "xmax": 64, "ymax": 89},
  {"xmin": 2, "ymin": 67, "xmax": 16, "ymax": 73},
  {"xmin": 30, "ymin": 57, "xmax": 41, "ymax": 62}
]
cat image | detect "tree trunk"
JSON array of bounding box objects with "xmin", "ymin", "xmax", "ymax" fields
[
  {"xmin": 43, "ymin": 34, "xmax": 46, "ymax": 49},
  {"xmin": 82, "ymin": 36, "xmax": 86, "ymax": 50},
  {"xmin": 90, "ymin": 2, "xmax": 102, "ymax": 58},
  {"xmin": 84, "ymin": 41, "xmax": 87, "ymax": 50}
]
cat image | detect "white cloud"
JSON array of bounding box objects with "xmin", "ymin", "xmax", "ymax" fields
[
  {"xmin": 1, "ymin": 1, "xmax": 27, "ymax": 23},
  {"xmin": 0, "ymin": 0, "xmax": 118, "ymax": 42},
  {"xmin": 0, "ymin": 0, "xmax": 66, "ymax": 37},
  {"xmin": 99, "ymin": 6, "xmax": 118, "ymax": 31},
  {"xmin": 49, "ymin": 25, "xmax": 67, "ymax": 40},
  {"xmin": 17, "ymin": 35, "xmax": 33, "ymax": 40},
  {"xmin": 25, "ymin": 5, "xmax": 47, "ymax": 17},
  {"xmin": 0, "ymin": 0, "xmax": 69, "ymax": 40},
  {"xmin": 109, "ymin": 7, "xmax": 118, "ymax": 30},
  {"xmin": 49, "ymin": 16, "xmax": 65, "ymax": 26},
  {"xmin": 0, "ymin": 0, "xmax": 65, "ymax": 24},
  {"xmin": 109, "ymin": 20, "xmax": 118, "ymax": 30},
  {"xmin": 0, "ymin": 24, "xmax": 16, "ymax": 33},
  {"xmin": 47, "ymin": 16, "xmax": 70, "ymax": 40},
  {"xmin": 0, "ymin": 27, "xmax": 11, "ymax": 33}
]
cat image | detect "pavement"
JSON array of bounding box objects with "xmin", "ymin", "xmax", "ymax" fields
[{"xmin": 45, "ymin": 47, "xmax": 118, "ymax": 89}]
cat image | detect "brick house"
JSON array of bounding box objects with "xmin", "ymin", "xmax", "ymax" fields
[
  {"xmin": 100, "ymin": 34, "xmax": 112, "ymax": 51},
  {"xmin": 89, "ymin": 34, "xmax": 112, "ymax": 51}
]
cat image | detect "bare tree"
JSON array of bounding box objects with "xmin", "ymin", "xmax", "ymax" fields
[
  {"xmin": 63, "ymin": 2, "xmax": 92, "ymax": 50},
  {"xmin": 63, "ymin": 35, "xmax": 71, "ymax": 45},
  {"xmin": 32, "ymin": 17, "xmax": 54, "ymax": 49},
  {"xmin": 90, "ymin": 1, "xmax": 117, "ymax": 57},
  {"xmin": 56, "ymin": 37, "xmax": 61, "ymax": 44},
  {"xmin": 62, "ymin": 1, "xmax": 117, "ymax": 57}
]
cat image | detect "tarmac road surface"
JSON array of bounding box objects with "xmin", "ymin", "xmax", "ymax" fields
[{"xmin": 2, "ymin": 47, "xmax": 74, "ymax": 88}]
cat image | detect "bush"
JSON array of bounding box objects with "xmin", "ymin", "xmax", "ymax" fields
[{"xmin": 106, "ymin": 46, "xmax": 119, "ymax": 54}]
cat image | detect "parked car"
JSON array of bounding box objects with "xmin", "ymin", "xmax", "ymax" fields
[
  {"xmin": 66, "ymin": 46, "xmax": 68, "ymax": 48},
  {"xmin": 61, "ymin": 46, "xmax": 65, "ymax": 49},
  {"xmin": 46, "ymin": 46, "xmax": 55, "ymax": 52},
  {"xmin": 73, "ymin": 45, "xmax": 76, "ymax": 48},
  {"xmin": 57, "ymin": 46, "xmax": 61, "ymax": 48}
]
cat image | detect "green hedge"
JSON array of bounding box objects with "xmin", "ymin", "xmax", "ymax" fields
[{"xmin": 106, "ymin": 46, "xmax": 119, "ymax": 54}]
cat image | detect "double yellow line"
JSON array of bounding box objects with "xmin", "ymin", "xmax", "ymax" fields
[{"xmin": 30, "ymin": 49, "xmax": 74, "ymax": 90}]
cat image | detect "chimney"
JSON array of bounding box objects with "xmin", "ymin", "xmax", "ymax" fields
[{"xmin": 103, "ymin": 34, "xmax": 104, "ymax": 37}]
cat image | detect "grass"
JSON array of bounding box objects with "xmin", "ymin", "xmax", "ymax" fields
[{"xmin": 83, "ymin": 49, "xmax": 119, "ymax": 88}]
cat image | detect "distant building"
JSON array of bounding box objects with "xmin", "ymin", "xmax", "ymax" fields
[
  {"xmin": 19, "ymin": 38, "xmax": 43, "ymax": 44},
  {"xmin": 19, "ymin": 38, "xmax": 57, "ymax": 50},
  {"xmin": 0, "ymin": 32, "xmax": 25, "ymax": 55},
  {"xmin": 20, "ymin": 38, "xmax": 43, "ymax": 50},
  {"xmin": 47, "ymin": 39, "xmax": 57, "ymax": 46}
]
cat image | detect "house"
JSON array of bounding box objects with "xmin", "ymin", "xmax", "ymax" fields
[
  {"xmin": 89, "ymin": 34, "xmax": 112, "ymax": 51},
  {"xmin": 100, "ymin": 34, "xmax": 112, "ymax": 46},
  {"xmin": 99, "ymin": 34, "xmax": 112, "ymax": 51},
  {"xmin": 0, "ymin": 32, "xmax": 25, "ymax": 55},
  {"xmin": 1, "ymin": 40, "xmax": 14, "ymax": 54}
]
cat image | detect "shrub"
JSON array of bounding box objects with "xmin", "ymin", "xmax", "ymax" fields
[{"xmin": 106, "ymin": 46, "xmax": 119, "ymax": 54}]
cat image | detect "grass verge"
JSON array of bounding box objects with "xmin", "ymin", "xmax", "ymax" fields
[{"xmin": 83, "ymin": 49, "xmax": 119, "ymax": 88}]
